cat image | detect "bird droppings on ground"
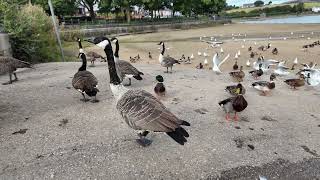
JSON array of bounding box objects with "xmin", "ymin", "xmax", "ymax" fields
[
  {"xmin": 66, "ymin": 87, "xmax": 71, "ymax": 89},
  {"xmin": 12, "ymin": 129, "xmax": 28, "ymax": 135},
  {"xmin": 24, "ymin": 117, "xmax": 29, "ymax": 122},
  {"xmin": 249, "ymin": 127, "xmax": 254, "ymax": 130},
  {"xmin": 234, "ymin": 126, "xmax": 241, "ymax": 129},
  {"xmin": 301, "ymin": 145, "xmax": 319, "ymax": 157},
  {"xmin": 261, "ymin": 116, "xmax": 277, "ymax": 122},
  {"xmin": 194, "ymin": 108, "xmax": 209, "ymax": 114},
  {"xmin": 261, "ymin": 128, "xmax": 265, "ymax": 131},
  {"xmin": 274, "ymin": 152, "xmax": 278, "ymax": 155},
  {"xmin": 247, "ymin": 144, "xmax": 255, "ymax": 151},
  {"xmin": 234, "ymin": 138, "xmax": 244, "ymax": 148},
  {"xmin": 240, "ymin": 116, "xmax": 250, "ymax": 122},
  {"xmin": 194, "ymin": 98, "xmax": 199, "ymax": 101},
  {"xmin": 36, "ymin": 154, "xmax": 44, "ymax": 159},
  {"xmin": 58, "ymin": 119, "xmax": 69, "ymax": 127}
]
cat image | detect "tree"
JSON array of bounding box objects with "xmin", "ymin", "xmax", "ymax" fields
[
  {"xmin": 98, "ymin": 0, "xmax": 113, "ymax": 14},
  {"xmin": 77, "ymin": 0, "xmax": 99, "ymax": 19},
  {"xmin": 33, "ymin": 0, "xmax": 77, "ymax": 17},
  {"xmin": 254, "ymin": 0, "xmax": 264, "ymax": 7},
  {"xmin": 294, "ymin": 2, "xmax": 304, "ymax": 14}
]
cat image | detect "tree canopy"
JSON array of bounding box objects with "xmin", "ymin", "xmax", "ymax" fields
[{"xmin": 254, "ymin": 0, "xmax": 264, "ymax": 7}]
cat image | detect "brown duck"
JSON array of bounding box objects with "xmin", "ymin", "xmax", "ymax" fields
[
  {"xmin": 284, "ymin": 74, "xmax": 305, "ymax": 89},
  {"xmin": 233, "ymin": 61, "xmax": 239, "ymax": 70},
  {"xmin": 229, "ymin": 66, "xmax": 245, "ymax": 82},
  {"xmin": 249, "ymin": 64, "xmax": 263, "ymax": 79}
]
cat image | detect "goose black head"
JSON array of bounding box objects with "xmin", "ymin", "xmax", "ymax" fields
[
  {"xmin": 86, "ymin": 36, "xmax": 111, "ymax": 49},
  {"xmin": 158, "ymin": 41, "xmax": 164, "ymax": 45},
  {"xmin": 156, "ymin": 75, "xmax": 164, "ymax": 83},
  {"xmin": 110, "ymin": 37, "xmax": 118, "ymax": 43}
]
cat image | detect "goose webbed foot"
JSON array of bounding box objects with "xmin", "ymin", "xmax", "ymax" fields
[
  {"xmin": 91, "ymin": 97, "xmax": 99, "ymax": 103},
  {"xmin": 136, "ymin": 131, "xmax": 152, "ymax": 147},
  {"xmin": 2, "ymin": 81, "xmax": 12, "ymax": 85}
]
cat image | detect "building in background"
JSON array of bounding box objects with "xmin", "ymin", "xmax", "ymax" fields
[{"xmin": 242, "ymin": 3, "xmax": 255, "ymax": 8}]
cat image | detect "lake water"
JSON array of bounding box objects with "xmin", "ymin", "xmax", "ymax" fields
[{"xmin": 242, "ymin": 15, "xmax": 320, "ymax": 24}]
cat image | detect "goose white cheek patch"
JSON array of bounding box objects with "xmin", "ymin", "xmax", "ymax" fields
[{"xmin": 97, "ymin": 40, "xmax": 109, "ymax": 48}]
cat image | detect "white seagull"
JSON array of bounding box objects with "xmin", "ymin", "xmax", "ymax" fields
[{"xmin": 212, "ymin": 53, "xmax": 230, "ymax": 74}]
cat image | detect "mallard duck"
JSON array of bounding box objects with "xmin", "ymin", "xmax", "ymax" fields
[
  {"xmin": 252, "ymin": 74, "xmax": 276, "ymax": 96},
  {"xmin": 272, "ymin": 48, "xmax": 278, "ymax": 55},
  {"xmin": 229, "ymin": 66, "xmax": 245, "ymax": 82},
  {"xmin": 284, "ymin": 74, "xmax": 305, "ymax": 89},
  {"xmin": 233, "ymin": 61, "xmax": 239, "ymax": 70},
  {"xmin": 219, "ymin": 85, "xmax": 248, "ymax": 121},
  {"xmin": 154, "ymin": 75, "xmax": 166, "ymax": 97},
  {"xmin": 249, "ymin": 64, "xmax": 263, "ymax": 79},
  {"xmin": 225, "ymin": 83, "xmax": 246, "ymax": 96}
]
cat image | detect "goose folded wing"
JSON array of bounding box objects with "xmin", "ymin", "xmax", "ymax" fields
[
  {"xmin": 163, "ymin": 56, "xmax": 178, "ymax": 65},
  {"xmin": 117, "ymin": 90, "xmax": 184, "ymax": 132},
  {"xmin": 72, "ymin": 71, "xmax": 98, "ymax": 90},
  {"xmin": 118, "ymin": 60, "xmax": 141, "ymax": 75}
]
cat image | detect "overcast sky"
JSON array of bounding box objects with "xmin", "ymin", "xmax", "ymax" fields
[{"xmin": 226, "ymin": 0, "xmax": 290, "ymax": 6}]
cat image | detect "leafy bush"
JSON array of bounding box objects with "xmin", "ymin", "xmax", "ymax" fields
[{"xmin": 3, "ymin": 3, "xmax": 60, "ymax": 63}]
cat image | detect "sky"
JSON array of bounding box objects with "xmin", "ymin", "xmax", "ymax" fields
[{"xmin": 226, "ymin": 0, "xmax": 291, "ymax": 6}]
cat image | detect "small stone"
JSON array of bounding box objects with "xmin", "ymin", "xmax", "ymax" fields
[
  {"xmin": 235, "ymin": 126, "xmax": 241, "ymax": 129},
  {"xmin": 249, "ymin": 128, "xmax": 254, "ymax": 130},
  {"xmin": 12, "ymin": 129, "xmax": 28, "ymax": 135},
  {"xmin": 247, "ymin": 144, "xmax": 255, "ymax": 150}
]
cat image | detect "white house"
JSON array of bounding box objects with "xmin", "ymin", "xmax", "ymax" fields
[{"xmin": 312, "ymin": 7, "xmax": 320, "ymax": 13}]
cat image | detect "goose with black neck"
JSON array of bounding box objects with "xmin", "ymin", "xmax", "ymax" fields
[{"xmin": 87, "ymin": 36, "xmax": 191, "ymax": 147}]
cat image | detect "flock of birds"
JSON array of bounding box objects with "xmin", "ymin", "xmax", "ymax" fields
[{"xmin": 0, "ymin": 32, "xmax": 319, "ymax": 147}]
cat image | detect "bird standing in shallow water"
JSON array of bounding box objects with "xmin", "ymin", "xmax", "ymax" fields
[{"xmin": 154, "ymin": 75, "xmax": 166, "ymax": 97}]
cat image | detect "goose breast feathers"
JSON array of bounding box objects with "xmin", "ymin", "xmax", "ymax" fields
[{"xmin": 116, "ymin": 89, "xmax": 185, "ymax": 132}]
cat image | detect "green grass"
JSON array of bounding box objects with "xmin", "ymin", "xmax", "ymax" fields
[
  {"xmin": 304, "ymin": 2, "xmax": 320, "ymax": 9},
  {"xmin": 226, "ymin": 4, "xmax": 295, "ymax": 13}
]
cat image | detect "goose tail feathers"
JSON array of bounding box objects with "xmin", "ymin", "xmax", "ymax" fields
[{"xmin": 166, "ymin": 127, "xmax": 189, "ymax": 145}]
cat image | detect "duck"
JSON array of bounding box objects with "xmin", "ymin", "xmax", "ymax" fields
[
  {"xmin": 237, "ymin": 50, "xmax": 241, "ymax": 57},
  {"xmin": 229, "ymin": 66, "xmax": 245, "ymax": 82},
  {"xmin": 272, "ymin": 48, "xmax": 278, "ymax": 55},
  {"xmin": 249, "ymin": 64, "xmax": 263, "ymax": 79},
  {"xmin": 212, "ymin": 53, "xmax": 230, "ymax": 74},
  {"xmin": 248, "ymin": 46, "xmax": 252, "ymax": 51},
  {"xmin": 87, "ymin": 36, "xmax": 190, "ymax": 146},
  {"xmin": 252, "ymin": 74, "xmax": 276, "ymax": 96},
  {"xmin": 0, "ymin": 56, "xmax": 33, "ymax": 85},
  {"xmin": 246, "ymin": 59, "xmax": 251, "ymax": 67},
  {"xmin": 284, "ymin": 74, "xmax": 305, "ymax": 89},
  {"xmin": 148, "ymin": 52, "xmax": 152, "ymax": 59},
  {"xmin": 87, "ymin": 51, "xmax": 106, "ymax": 64},
  {"xmin": 158, "ymin": 41, "xmax": 180, "ymax": 73},
  {"xmin": 297, "ymin": 69, "xmax": 320, "ymax": 86},
  {"xmin": 250, "ymin": 51, "xmax": 255, "ymax": 58},
  {"xmin": 234, "ymin": 53, "xmax": 239, "ymax": 60},
  {"xmin": 72, "ymin": 38, "xmax": 99, "ymax": 103},
  {"xmin": 111, "ymin": 38, "xmax": 144, "ymax": 86},
  {"xmin": 219, "ymin": 84, "xmax": 248, "ymax": 121},
  {"xmin": 233, "ymin": 61, "xmax": 239, "ymax": 70},
  {"xmin": 154, "ymin": 75, "xmax": 166, "ymax": 97},
  {"xmin": 203, "ymin": 52, "xmax": 209, "ymax": 57},
  {"xmin": 225, "ymin": 83, "xmax": 246, "ymax": 96}
]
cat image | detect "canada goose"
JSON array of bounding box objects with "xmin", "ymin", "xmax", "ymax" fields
[
  {"xmin": 154, "ymin": 75, "xmax": 166, "ymax": 97},
  {"xmin": 0, "ymin": 56, "xmax": 33, "ymax": 85},
  {"xmin": 158, "ymin": 41, "xmax": 180, "ymax": 73},
  {"xmin": 219, "ymin": 84, "xmax": 247, "ymax": 121},
  {"xmin": 249, "ymin": 64, "xmax": 263, "ymax": 79},
  {"xmin": 111, "ymin": 38, "xmax": 144, "ymax": 86},
  {"xmin": 148, "ymin": 52, "xmax": 152, "ymax": 59},
  {"xmin": 88, "ymin": 36, "xmax": 190, "ymax": 146},
  {"xmin": 87, "ymin": 51, "xmax": 106, "ymax": 65},
  {"xmin": 233, "ymin": 61, "xmax": 239, "ymax": 70},
  {"xmin": 225, "ymin": 83, "xmax": 246, "ymax": 96},
  {"xmin": 252, "ymin": 74, "xmax": 276, "ymax": 96},
  {"xmin": 284, "ymin": 74, "xmax": 305, "ymax": 89},
  {"xmin": 212, "ymin": 53, "xmax": 230, "ymax": 74},
  {"xmin": 72, "ymin": 38, "xmax": 99, "ymax": 102},
  {"xmin": 230, "ymin": 66, "xmax": 245, "ymax": 82},
  {"xmin": 272, "ymin": 48, "xmax": 278, "ymax": 55}
]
